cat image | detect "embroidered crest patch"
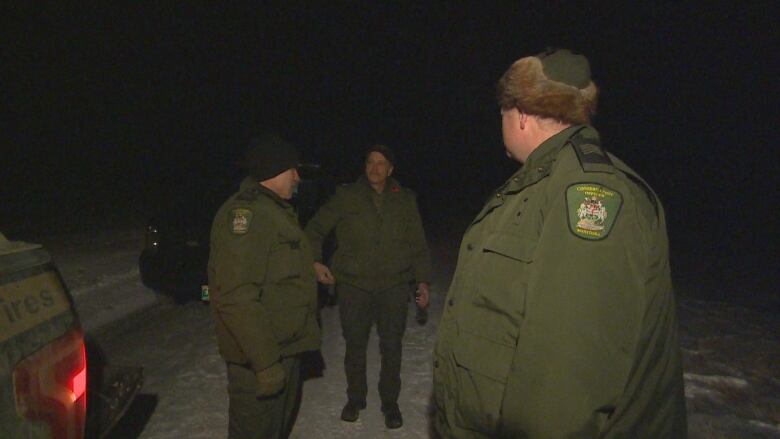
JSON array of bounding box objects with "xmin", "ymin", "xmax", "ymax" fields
[
  {"xmin": 566, "ymin": 183, "xmax": 623, "ymax": 240},
  {"xmin": 230, "ymin": 208, "xmax": 253, "ymax": 235}
]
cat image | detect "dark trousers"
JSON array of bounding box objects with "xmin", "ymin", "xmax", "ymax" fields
[
  {"xmin": 338, "ymin": 282, "xmax": 409, "ymax": 407},
  {"xmin": 226, "ymin": 356, "xmax": 301, "ymax": 439}
]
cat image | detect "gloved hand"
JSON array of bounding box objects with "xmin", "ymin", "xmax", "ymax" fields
[{"xmin": 255, "ymin": 362, "xmax": 285, "ymax": 398}]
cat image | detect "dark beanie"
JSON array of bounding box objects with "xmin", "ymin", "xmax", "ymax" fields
[{"xmin": 241, "ymin": 133, "xmax": 299, "ymax": 181}]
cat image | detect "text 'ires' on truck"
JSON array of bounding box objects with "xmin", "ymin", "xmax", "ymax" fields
[{"xmin": 1, "ymin": 232, "xmax": 142, "ymax": 439}]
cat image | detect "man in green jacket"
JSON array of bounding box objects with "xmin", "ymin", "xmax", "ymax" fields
[
  {"xmin": 208, "ymin": 134, "xmax": 321, "ymax": 439},
  {"xmin": 305, "ymin": 144, "xmax": 431, "ymax": 429},
  {"xmin": 433, "ymin": 49, "xmax": 687, "ymax": 438}
]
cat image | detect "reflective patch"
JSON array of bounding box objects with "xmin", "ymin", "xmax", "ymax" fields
[
  {"xmin": 566, "ymin": 183, "xmax": 623, "ymax": 240},
  {"xmin": 230, "ymin": 208, "xmax": 253, "ymax": 235}
]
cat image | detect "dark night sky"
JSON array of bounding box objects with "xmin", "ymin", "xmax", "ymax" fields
[{"xmin": 2, "ymin": 2, "xmax": 778, "ymax": 299}]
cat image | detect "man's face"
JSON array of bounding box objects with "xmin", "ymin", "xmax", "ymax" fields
[
  {"xmin": 264, "ymin": 167, "xmax": 300, "ymax": 200},
  {"xmin": 365, "ymin": 151, "xmax": 393, "ymax": 186}
]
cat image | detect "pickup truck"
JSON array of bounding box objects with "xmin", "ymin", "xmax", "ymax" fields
[{"xmin": 0, "ymin": 232, "xmax": 142, "ymax": 438}]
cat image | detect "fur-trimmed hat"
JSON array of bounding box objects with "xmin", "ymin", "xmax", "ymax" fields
[{"xmin": 496, "ymin": 48, "xmax": 598, "ymax": 125}]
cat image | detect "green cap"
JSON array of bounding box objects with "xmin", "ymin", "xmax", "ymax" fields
[{"xmin": 536, "ymin": 48, "xmax": 591, "ymax": 89}]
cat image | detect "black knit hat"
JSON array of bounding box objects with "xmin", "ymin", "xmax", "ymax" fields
[{"xmin": 240, "ymin": 133, "xmax": 300, "ymax": 181}]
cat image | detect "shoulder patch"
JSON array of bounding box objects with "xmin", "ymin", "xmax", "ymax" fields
[
  {"xmin": 566, "ymin": 183, "xmax": 623, "ymax": 240},
  {"xmin": 229, "ymin": 208, "xmax": 253, "ymax": 235}
]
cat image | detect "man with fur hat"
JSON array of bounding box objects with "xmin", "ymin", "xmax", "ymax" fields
[
  {"xmin": 432, "ymin": 49, "xmax": 687, "ymax": 437},
  {"xmin": 305, "ymin": 144, "xmax": 431, "ymax": 429},
  {"xmin": 208, "ymin": 133, "xmax": 321, "ymax": 438}
]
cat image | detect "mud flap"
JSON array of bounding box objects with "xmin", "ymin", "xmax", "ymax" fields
[{"xmin": 86, "ymin": 365, "xmax": 144, "ymax": 438}]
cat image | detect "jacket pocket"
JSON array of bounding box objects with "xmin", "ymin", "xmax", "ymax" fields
[
  {"xmin": 266, "ymin": 239, "xmax": 302, "ymax": 282},
  {"xmin": 263, "ymin": 292, "xmax": 310, "ymax": 345},
  {"xmin": 482, "ymin": 232, "xmax": 537, "ymax": 262},
  {"xmin": 451, "ymin": 330, "xmax": 514, "ymax": 435},
  {"xmin": 333, "ymin": 252, "xmax": 361, "ymax": 276},
  {"xmin": 473, "ymin": 233, "xmax": 537, "ymax": 329}
]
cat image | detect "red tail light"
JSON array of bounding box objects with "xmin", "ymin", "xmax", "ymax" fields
[
  {"xmin": 70, "ymin": 353, "xmax": 87, "ymax": 402},
  {"xmin": 13, "ymin": 328, "xmax": 87, "ymax": 439}
]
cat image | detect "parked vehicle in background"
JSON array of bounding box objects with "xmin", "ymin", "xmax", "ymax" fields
[
  {"xmin": 0, "ymin": 232, "xmax": 142, "ymax": 439},
  {"xmin": 139, "ymin": 163, "xmax": 336, "ymax": 303}
]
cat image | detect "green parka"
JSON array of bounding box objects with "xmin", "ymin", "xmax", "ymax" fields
[
  {"xmin": 305, "ymin": 176, "xmax": 431, "ymax": 291},
  {"xmin": 208, "ymin": 177, "xmax": 321, "ymax": 372},
  {"xmin": 433, "ymin": 126, "xmax": 687, "ymax": 438}
]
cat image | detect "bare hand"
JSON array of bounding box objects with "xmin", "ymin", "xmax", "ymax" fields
[
  {"xmin": 415, "ymin": 282, "xmax": 430, "ymax": 309},
  {"xmin": 255, "ymin": 362, "xmax": 285, "ymax": 398},
  {"xmin": 314, "ymin": 262, "xmax": 336, "ymax": 285}
]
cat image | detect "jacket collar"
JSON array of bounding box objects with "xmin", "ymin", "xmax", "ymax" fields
[
  {"xmin": 470, "ymin": 125, "xmax": 597, "ymax": 226},
  {"xmin": 356, "ymin": 175, "xmax": 402, "ymax": 196},
  {"xmin": 510, "ymin": 124, "xmax": 599, "ymax": 185},
  {"xmin": 524, "ymin": 125, "xmax": 591, "ymax": 171},
  {"xmin": 239, "ymin": 176, "xmax": 293, "ymax": 210}
]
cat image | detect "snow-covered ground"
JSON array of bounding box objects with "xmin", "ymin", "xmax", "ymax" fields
[{"xmin": 33, "ymin": 226, "xmax": 780, "ymax": 438}]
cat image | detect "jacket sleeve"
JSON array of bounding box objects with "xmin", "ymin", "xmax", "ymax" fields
[
  {"xmin": 502, "ymin": 180, "xmax": 646, "ymax": 436},
  {"xmin": 406, "ymin": 193, "xmax": 432, "ymax": 283},
  {"xmin": 210, "ymin": 210, "xmax": 280, "ymax": 372},
  {"xmin": 304, "ymin": 188, "xmax": 344, "ymax": 262}
]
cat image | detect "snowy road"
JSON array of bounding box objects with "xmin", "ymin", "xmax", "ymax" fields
[{"xmin": 89, "ymin": 288, "xmax": 443, "ymax": 439}]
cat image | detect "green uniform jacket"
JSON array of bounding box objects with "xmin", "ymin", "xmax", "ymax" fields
[
  {"xmin": 208, "ymin": 177, "xmax": 321, "ymax": 372},
  {"xmin": 305, "ymin": 176, "xmax": 431, "ymax": 291},
  {"xmin": 433, "ymin": 126, "xmax": 687, "ymax": 438}
]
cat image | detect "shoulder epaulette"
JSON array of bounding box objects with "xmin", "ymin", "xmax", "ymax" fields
[
  {"xmin": 236, "ymin": 187, "xmax": 261, "ymax": 201},
  {"xmin": 570, "ymin": 135, "xmax": 614, "ymax": 173}
]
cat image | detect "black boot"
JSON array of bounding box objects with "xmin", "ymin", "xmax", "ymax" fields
[
  {"xmin": 340, "ymin": 399, "xmax": 366, "ymax": 422},
  {"xmin": 382, "ymin": 403, "xmax": 403, "ymax": 429}
]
